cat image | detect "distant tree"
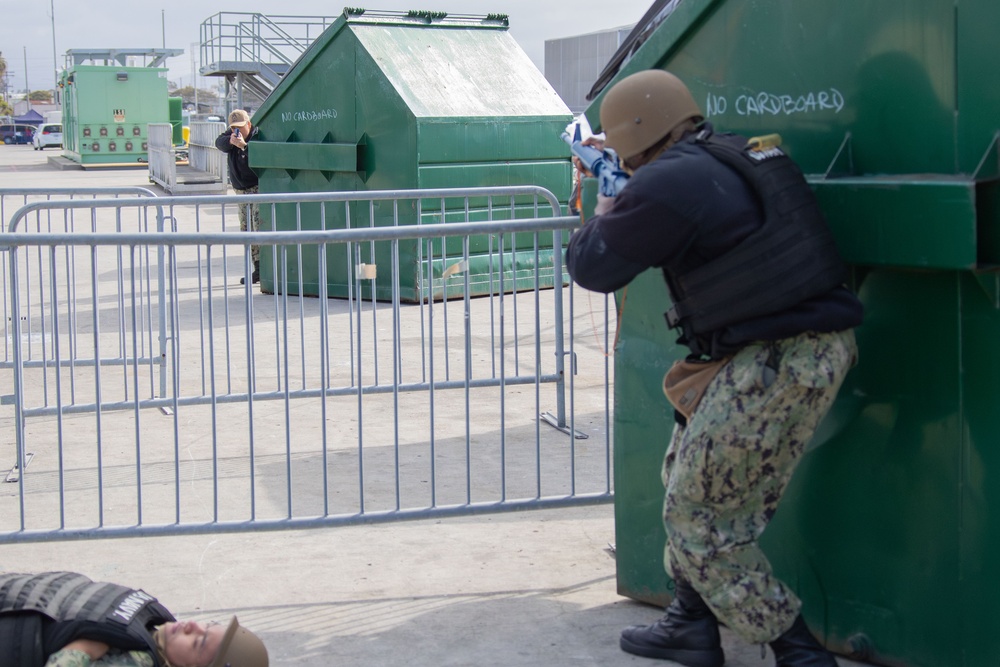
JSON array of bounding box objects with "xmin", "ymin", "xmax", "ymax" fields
[
  {"xmin": 0, "ymin": 100, "xmax": 12, "ymax": 117},
  {"xmin": 0, "ymin": 53, "xmax": 7, "ymax": 84},
  {"xmin": 29, "ymin": 90, "xmax": 53, "ymax": 102},
  {"xmin": 171, "ymin": 85, "xmax": 220, "ymax": 106}
]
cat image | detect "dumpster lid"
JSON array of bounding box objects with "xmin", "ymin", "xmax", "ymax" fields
[{"xmin": 354, "ymin": 20, "xmax": 568, "ymax": 117}]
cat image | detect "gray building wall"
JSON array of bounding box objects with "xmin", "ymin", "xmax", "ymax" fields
[{"xmin": 544, "ymin": 26, "xmax": 633, "ymax": 114}]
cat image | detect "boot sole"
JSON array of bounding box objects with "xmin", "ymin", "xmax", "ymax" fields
[{"xmin": 619, "ymin": 636, "xmax": 725, "ymax": 667}]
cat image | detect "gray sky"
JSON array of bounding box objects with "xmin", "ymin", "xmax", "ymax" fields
[{"xmin": 1, "ymin": 2, "xmax": 653, "ymax": 95}]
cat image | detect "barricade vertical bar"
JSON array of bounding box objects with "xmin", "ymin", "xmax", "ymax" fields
[
  {"xmin": 368, "ymin": 200, "xmax": 379, "ymax": 385},
  {"xmin": 31, "ymin": 214, "xmax": 47, "ymax": 405},
  {"xmin": 416, "ymin": 198, "xmax": 427, "ymax": 384},
  {"xmin": 169, "ymin": 244, "xmax": 182, "ymax": 523},
  {"xmin": 440, "ymin": 198, "xmax": 450, "ymax": 381},
  {"xmin": 271, "ymin": 241, "xmax": 283, "ymax": 393},
  {"xmin": 354, "ymin": 241, "xmax": 365, "ymax": 514},
  {"xmin": 128, "ymin": 245, "xmax": 144, "ymax": 526},
  {"xmin": 345, "ymin": 201, "xmax": 356, "ymax": 388},
  {"xmin": 62, "ymin": 215, "xmax": 78, "ymax": 403},
  {"xmin": 391, "ymin": 200, "xmax": 402, "ymax": 510},
  {"xmin": 510, "ymin": 195, "xmax": 520, "ymax": 371},
  {"xmin": 568, "ymin": 276, "xmax": 577, "ymax": 495},
  {"xmin": 552, "ymin": 228, "xmax": 568, "ymax": 430},
  {"xmin": 295, "ymin": 203, "xmax": 306, "ymax": 390},
  {"xmin": 392, "ymin": 235, "xmax": 402, "ymax": 511},
  {"xmin": 281, "ymin": 244, "xmax": 292, "ymax": 519},
  {"xmin": 156, "ymin": 204, "xmax": 168, "ymax": 401},
  {"xmin": 10, "ymin": 248, "xmax": 27, "ymax": 529},
  {"xmin": 206, "ymin": 247, "xmax": 220, "ymax": 522},
  {"xmin": 49, "ymin": 247, "xmax": 67, "ymax": 528},
  {"xmin": 488, "ymin": 200, "xmax": 497, "ymax": 378},
  {"xmin": 195, "ymin": 207, "xmax": 208, "ymax": 396},
  {"xmin": 91, "ymin": 247, "xmax": 106, "ymax": 527},
  {"xmin": 427, "ymin": 230, "xmax": 437, "ymax": 508},
  {"xmin": 318, "ymin": 234, "xmax": 331, "ymax": 516},
  {"xmin": 115, "ymin": 212, "xmax": 128, "ymax": 401},
  {"xmin": 282, "ymin": 243, "xmax": 293, "ymax": 519},
  {"xmin": 534, "ymin": 231, "xmax": 543, "ymax": 499},
  {"xmin": 463, "ymin": 234, "xmax": 472, "ymax": 504},
  {"xmin": 221, "ymin": 224, "xmax": 234, "ymax": 398},
  {"xmin": 316, "ymin": 204, "xmax": 329, "ymax": 513},
  {"xmin": 499, "ymin": 232, "xmax": 507, "ymax": 502},
  {"xmin": 246, "ymin": 240, "xmax": 258, "ymax": 521}
]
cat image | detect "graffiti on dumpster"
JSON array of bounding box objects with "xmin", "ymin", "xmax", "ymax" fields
[
  {"xmin": 279, "ymin": 108, "xmax": 339, "ymax": 123},
  {"xmin": 704, "ymin": 88, "xmax": 845, "ymax": 117}
]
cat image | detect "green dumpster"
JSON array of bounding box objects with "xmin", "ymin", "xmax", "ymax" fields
[
  {"xmin": 250, "ymin": 9, "xmax": 573, "ymax": 300},
  {"xmin": 586, "ymin": 1, "xmax": 1000, "ymax": 666}
]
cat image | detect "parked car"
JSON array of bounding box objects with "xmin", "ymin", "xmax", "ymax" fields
[
  {"xmin": 0, "ymin": 124, "xmax": 35, "ymax": 145},
  {"xmin": 32, "ymin": 123, "xmax": 63, "ymax": 150}
]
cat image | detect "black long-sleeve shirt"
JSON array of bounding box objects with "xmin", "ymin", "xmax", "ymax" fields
[
  {"xmin": 215, "ymin": 125, "xmax": 260, "ymax": 190},
  {"xmin": 566, "ymin": 126, "xmax": 863, "ymax": 357}
]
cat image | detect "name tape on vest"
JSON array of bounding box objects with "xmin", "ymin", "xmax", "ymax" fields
[{"xmin": 110, "ymin": 590, "xmax": 155, "ymax": 624}]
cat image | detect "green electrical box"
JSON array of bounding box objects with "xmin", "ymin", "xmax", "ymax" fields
[
  {"xmin": 586, "ymin": 1, "xmax": 1000, "ymax": 666},
  {"xmin": 60, "ymin": 48, "xmax": 182, "ymax": 166},
  {"xmin": 249, "ymin": 9, "xmax": 573, "ymax": 300}
]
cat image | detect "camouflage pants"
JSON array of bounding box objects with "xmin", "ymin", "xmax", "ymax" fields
[
  {"xmin": 234, "ymin": 185, "xmax": 260, "ymax": 263},
  {"xmin": 662, "ymin": 329, "xmax": 857, "ymax": 644}
]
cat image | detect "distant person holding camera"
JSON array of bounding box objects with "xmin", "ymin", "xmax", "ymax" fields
[{"xmin": 216, "ymin": 109, "xmax": 261, "ymax": 285}]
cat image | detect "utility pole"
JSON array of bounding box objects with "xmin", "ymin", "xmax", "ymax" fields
[
  {"xmin": 51, "ymin": 0, "xmax": 59, "ymax": 104},
  {"xmin": 23, "ymin": 46, "xmax": 29, "ymax": 104}
]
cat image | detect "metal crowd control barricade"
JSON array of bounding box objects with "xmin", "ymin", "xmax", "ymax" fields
[
  {"xmin": 0, "ymin": 187, "xmax": 616, "ymax": 544},
  {"xmin": 1, "ymin": 186, "xmax": 161, "ymax": 370}
]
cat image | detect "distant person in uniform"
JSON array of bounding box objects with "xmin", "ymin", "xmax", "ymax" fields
[
  {"xmin": 0, "ymin": 571, "xmax": 268, "ymax": 667},
  {"xmin": 566, "ymin": 69, "xmax": 863, "ymax": 667},
  {"xmin": 216, "ymin": 109, "xmax": 261, "ymax": 286}
]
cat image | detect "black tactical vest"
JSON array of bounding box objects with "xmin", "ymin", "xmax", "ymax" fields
[
  {"xmin": 0, "ymin": 572, "xmax": 175, "ymax": 667},
  {"xmin": 663, "ymin": 129, "xmax": 847, "ymax": 343}
]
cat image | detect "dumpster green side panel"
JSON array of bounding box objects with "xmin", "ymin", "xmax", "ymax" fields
[
  {"xmin": 610, "ymin": 270, "xmax": 678, "ymax": 608},
  {"xmin": 596, "ymin": 2, "xmax": 1000, "ymax": 666}
]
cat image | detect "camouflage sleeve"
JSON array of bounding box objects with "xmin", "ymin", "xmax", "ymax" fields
[{"xmin": 45, "ymin": 649, "xmax": 155, "ymax": 667}]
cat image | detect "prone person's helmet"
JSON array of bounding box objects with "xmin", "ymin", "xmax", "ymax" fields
[
  {"xmin": 210, "ymin": 617, "xmax": 268, "ymax": 667},
  {"xmin": 599, "ymin": 69, "xmax": 702, "ymax": 161}
]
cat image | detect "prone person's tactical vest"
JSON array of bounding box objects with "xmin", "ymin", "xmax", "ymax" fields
[
  {"xmin": 663, "ymin": 129, "xmax": 847, "ymax": 350},
  {"xmin": 0, "ymin": 571, "xmax": 175, "ymax": 667}
]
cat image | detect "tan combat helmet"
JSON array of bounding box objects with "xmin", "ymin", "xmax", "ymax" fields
[
  {"xmin": 210, "ymin": 617, "xmax": 268, "ymax": 667},
  {"xmin": 599, "ymin": 69, "xmax": 702, "ymax": 161}
]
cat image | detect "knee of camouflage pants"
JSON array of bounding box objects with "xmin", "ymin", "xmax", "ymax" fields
[
  {"xmin": 234, "ymin": 185, "xmax": 261, "ymax": 263},
  {"xmin": 661, "ymin": 329, "xmax": 856, "ymax": 643}
]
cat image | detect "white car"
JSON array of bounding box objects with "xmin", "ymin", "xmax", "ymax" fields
[{"xmin": 33, "ymin": 123, "xmax": 63, "ymax": 150}]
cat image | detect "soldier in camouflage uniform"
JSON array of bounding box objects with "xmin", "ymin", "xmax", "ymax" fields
[{"xmin": 566, "ymin": 69, "xmax": 863, "ymax": 667}]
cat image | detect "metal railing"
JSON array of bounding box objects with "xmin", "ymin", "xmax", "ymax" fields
[
  {"xmin": 1, "ymin": 187, "xmax": 616, "ymax": 543},
  {"xmin": 200, "ymin": 12, "xmax": 337, "ymax": 74},
  {"xmin": 147, "ymin": 122, "xmax": 228, "ymax": 194},
  {"xmin": 188, "ymin": 122, "xmax": 229, "ymax": 187}
]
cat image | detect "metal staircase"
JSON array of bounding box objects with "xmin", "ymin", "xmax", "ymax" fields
[{"xmin": 199, "ymin": 12, "xmax": 337, "ymax": 109}]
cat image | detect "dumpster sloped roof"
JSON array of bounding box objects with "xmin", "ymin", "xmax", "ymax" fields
[{"xmin": 354, "ymin": 25, "xmax": 570, "ymax": 118}]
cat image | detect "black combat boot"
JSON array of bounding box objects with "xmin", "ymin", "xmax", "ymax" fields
[
  {"xmin": 619, "ymin": 580, "xmax": 725, "ymax": 667},
  {"xmin": 769, "ymin": 615, "xmax": 838, "ymax": 666},
  {"xmin": 241, "ymin": 260, "xmax": 260, "ymax": 285}
]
